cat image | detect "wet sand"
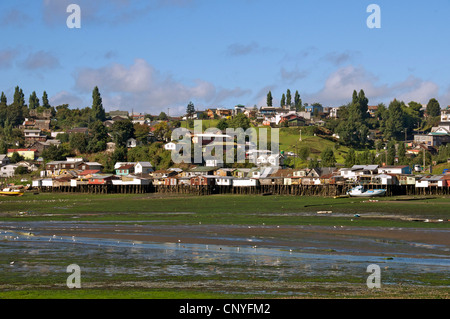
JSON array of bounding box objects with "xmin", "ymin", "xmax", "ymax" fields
[{"xmin": 11, "ymin": 221, "xmax": 449, "ymax": 259}]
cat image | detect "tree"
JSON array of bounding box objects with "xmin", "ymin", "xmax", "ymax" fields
[
  {"xmin": 345, "ymin": 148, "xmax": 356, "ymax": 167},
  {"xmin": 28, "ymin": 91, "xmax": 40, "ymax": 109},
  {"xmin": 157, "ymin": 112, "xmax": 168, "ymax": 121},
  {"xmin": 286, "ymin": 89, "xmax": 292, "ymax": 108},
  {"xmin": 384, "ymin": 99, "xmax": 405, "ymax": 141},
  {"xmin": 229, "ymin": 113, "xmax": 251, "ymax": 130},
  {"xmin": 42, "ymin": 91, "xmax": 50, "ymax": 108},
  {"xmin": 294, "ymin": 90, "xmax": 302, "ymax": 111},
  {"xmin": 386, "ymin": 140, "xmax": 396, "ymax": 165},
  {"xmin": 10, "ymin": 152, "xmax": 24, "ymax": 163},
  {"xmin": 153, "ymin": 121, "xmax": 171, "ymax": 142},
  {"xmin": 134, "ymin": 123, "xmax": 150, "ymax": 145},
  {"xmin": 426, "ymin": 98, "xmax": 441, "ymax": 118},
  {"xmin": 91, "ymin": 86, "xmax": 106, "ymax": 121},
  {"xmin": 298, "ymin": 146, "xmax": 310, "ymax": 161},
  {"xmin": 280, "ymin": 93, "xmax": 286, "ymax": 108},
  {"xmin": 9, "ymin": 86, "xmax": 25, "ymax": 126},
  {"xmin": 397, "ymin": 142, "xmax": 406, "ymax": 165},
  {"xmin": 321, "ymin": 147, "xmax": 336, "ymax": 167},
  {"xmin": 0, "ymin": 92, "xmax": 7, "ymax": 127},
  {"xmin": 186, "ymin": 101, "xmax": 195, "ymax": 119},
  {"xmin": 267, "ymin": 91, "xmax": 273, "ymax": 107},
  {"xmin": 69, "ymin": 133, "xmax": 88, "ymax": 154},
  {"xmin": 111, "ymin": 119, "xmax": 135, "ymax": 147},
  {"xmin": 216, "ymin": 119, "xmax": 229, "ymax": 131},
  {"xmin": 87, "ymin": 120, "xmax": 108, "ymax": 153}
]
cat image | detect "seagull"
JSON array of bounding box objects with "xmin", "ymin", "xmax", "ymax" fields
[{"xmin": 10, "ymin": 261, "xmax": 14, "ymax": 265}]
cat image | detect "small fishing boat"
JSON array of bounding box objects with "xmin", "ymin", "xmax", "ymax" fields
[
  {"xmin": 347, "ymin": 185, "xmax": 386, "ymax": 197},
  {"xmin": 0, "ymin": 188, "xmax": 24, "ymax": 197}
]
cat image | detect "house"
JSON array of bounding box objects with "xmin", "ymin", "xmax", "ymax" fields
[
  {"xmin": 7, "ymin": 149, "xmax": 37, "ymax": 161},
  {"xmin": 134, "ymin": 162, "xmax": 153, "ymax": 174},
  {"xmin": 106, "ymin": 142, "xmax": 116, "ymax": 153},
  {"xmin": 414, "ymin": 134, "xmax": 450, "ymax": 147},
  {"xmin": 79, "ymin": 162, "xmax": 103, "ymax": 172},
  {"xmin": 0, "ymin": 164, "xmax": 18, "ymax": 177},
  {"xmin": 112, "ymin": 175, "xmax": 151, "ymax": 186},
  {"xmin": 232, "ymin": 178, "xmax": 259, "ymax": 187},
  {"xmin": 115, "ymin": 164, "xmax": 135, "ymax": 176},
  {"xmin": 378, "ymin": 165, "xmax": 412, "ymax": 175},
  {"xmin": 367, "ymin": 105, "xmax": 378, "ymax": 117},
  {"xmin": 126, "ymin": 138, "xmax": 139, "ymax": 148},
  {"xmin": 339, "ymin": 165, "xmax": 379, "ymax": 181},
  {"xmin": 16, "ymin": 161, "xmax": 38, "ymax": 172},
  {"xmin": 0, "ymin": 155, "xmax": 10, "ymax": 166},
  {"xmin": 214, "ymin": 176, "xmax": 233, "ymax": 186},
  {"xmin": 215, "ymin": 108, "xmax": 232, "ymax": 118},
  {"xmin": 164, "ymin": 142, "xmax": 179, "ymax": 151},
  {"xmin": 152, "ymin": 169, "xmax": 177, "ymax": 179},
  {"xmin": 88, "ymin": 174, "xmax": 115, "ymax": 185},
  {"xmin": 187, "ymin": 166, "xmax": 219, "ymax": 177},
  {"xmin": 164, "ymin": 176, "xmax": 179, "ymax": 186},
  {"xmin": 398, "ymin": 174, "xmax": 420, "ymax": 186},
  {"xmin": 206, "ymin": 109, "xmax": 217, "ymax": 119},
  {"xmin": 305, "ymin": 104, "xmax": 324, "ymax": 114},
  {"xmin": 190, "ymin": 175, "xmax": 215, "ymax": 186},
  {"xmin": 24, "ymin": 129, "xmax": 47, "ymax": 144},
  {"xmin": 373, "ymin": 174, "xmax": 397, "ymax": 185}
]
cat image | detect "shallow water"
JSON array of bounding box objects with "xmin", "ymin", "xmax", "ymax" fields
[{"xmin": 1, "ymin": 221, "xmax": 449, "ymax": 295}]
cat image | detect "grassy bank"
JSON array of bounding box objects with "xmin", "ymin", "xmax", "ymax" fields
[{"xmin": 0, "ymin": 192, "xmax": 449, "ymax": 227}]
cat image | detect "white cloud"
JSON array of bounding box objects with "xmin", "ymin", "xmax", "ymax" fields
[
  {"xmin": 73, "ymin": 58, "xmax": 248, "ymax": 114},
  {"xmin": 305, "ymin": 65, "xmax": 442, "ymax": 106}
]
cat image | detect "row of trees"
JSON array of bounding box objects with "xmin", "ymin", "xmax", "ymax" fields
[{"xmin": 267, "ymin": 89, "xmax": 303, "ymax": 111}]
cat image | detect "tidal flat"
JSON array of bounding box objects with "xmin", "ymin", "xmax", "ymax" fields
[{"xmin": 0, "ymin": 193, "xmax": 449, "ymax": 298}]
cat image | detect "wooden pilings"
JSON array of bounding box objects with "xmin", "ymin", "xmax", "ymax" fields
[{"xmin": 33, "ymin": 183, "xmax": 450, "ymax": 196}]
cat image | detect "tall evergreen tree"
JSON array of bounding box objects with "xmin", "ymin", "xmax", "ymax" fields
[
  {"xmin": 286, "ymin": 89, "xmax": 292, "ymax": 108},
  {"xmin": 91, "ymin": 86, "xmax": 106, "ymax": 121},
  {"xmin": 267, "ymin": 91, "xmax": 273, "ymax": 107},
  {"xmin": 42, "ymin": 91, "xmax": 50, "ymax": 108},
  {"xmin": 28, "ymin": 91, "xmax": 40, "ymax": 109},
  {"xmin": 186, "ymin": 101, "xmax": 195, "ymax": 119},
  {"xmin": 0, "ymin": 92, "xmax": 6, "ymax": 104},
  {"xmin": 280, "ymin": 93, "xmax": 286, "ymax": 108},
  {"xmin": 294, "ymin": 90, "xmax": 302, "ymax": 111},
  {"xmin": 0, "ymin": 92, "xmax": 7, "ymax": 127}
]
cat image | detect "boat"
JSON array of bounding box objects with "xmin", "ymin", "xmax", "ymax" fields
[
  {"xmin": 0, "ymin": 188, "xmax": 24, "ymax": 197},
  {"xmin": 347, "ymin": 185, "xmax": 386, "ymax": 197}
]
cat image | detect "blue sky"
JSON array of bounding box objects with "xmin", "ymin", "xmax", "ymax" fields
[{"xmin": 1, "ymin": 0, "xmax": 449, "ymax": 115}]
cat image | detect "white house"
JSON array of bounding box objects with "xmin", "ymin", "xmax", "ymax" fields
[
  {"xmin": 378, "ymin": 165, "xmax": 412, "ymax": 175},
  {"xmin": 215, "ymin": 176, "xmax": 233, "ymax": 186},
  {"xmin": 0, "ymin": 164, "xmax": 18, "ymax": 177},
  {"xmin": 126, "ymin": 138, "xmax": 139, "ymax": 148},
  {"xmin": 373, "ymin": 174, "xmax": 396, "ymax": 185},
  {"xmin": 134, "ymin": 162, "xmax": 153, "ymax": 174},
  {"xmin": 232, "ymin": 178, "xmax": 259, "ymax": 187}
]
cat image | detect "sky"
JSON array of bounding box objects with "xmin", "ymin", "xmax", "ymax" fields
[{"xmin": 1, "ymin": 0, "xmax": 449, "ymax": 116}]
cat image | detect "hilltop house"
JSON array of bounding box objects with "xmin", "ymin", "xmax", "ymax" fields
[{"xmin": 7, "ymin": 149, "xmax": 38, "ymax": 161}]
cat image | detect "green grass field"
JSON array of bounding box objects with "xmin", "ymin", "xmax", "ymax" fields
[{"xmin": 1, "ymin": 192, "xmax": 449, "ymax": 227}]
